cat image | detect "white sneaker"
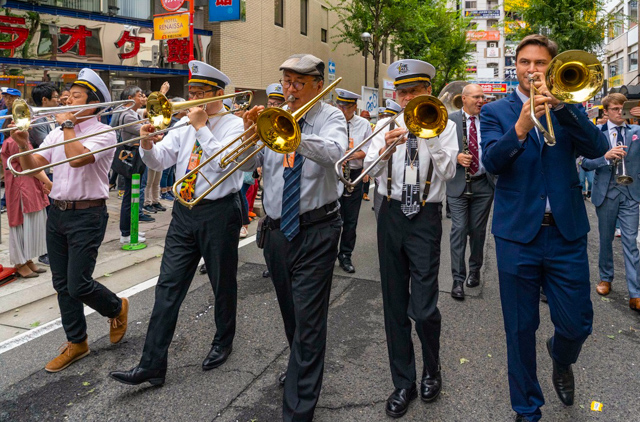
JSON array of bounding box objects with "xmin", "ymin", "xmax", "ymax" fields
[
  {"xmin": 615, "ymin": 228, "xmax": 622, "ymax": 238},
  {"xmin": 120, "ymin": 235, "xmax": 146, "ymax": 244},
  {"xmin": 240, "ymin": 226, "xmax": 248, "ymax": 238}
]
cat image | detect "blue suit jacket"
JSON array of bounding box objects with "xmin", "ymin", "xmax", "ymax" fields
[
  {"xmin": 480, "ymin": 90, "xmax": 609, "ymax": 243},
  {"xmin": 581, "ymin": 123, "xmax": 640, "ymax": 207}
]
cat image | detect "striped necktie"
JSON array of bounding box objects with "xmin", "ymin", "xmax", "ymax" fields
[{"xmin": 280, "ymin": 120, "xmax": 305, "ymax": 241}]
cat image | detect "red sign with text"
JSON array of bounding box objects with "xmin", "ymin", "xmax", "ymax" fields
[
  {"xmin": 480, "ymin": 83, "xmax": 507, "ymax": 93},
  {"xmin": 161, "ymin": 0, "xmax": 186, "ymax": 12}
]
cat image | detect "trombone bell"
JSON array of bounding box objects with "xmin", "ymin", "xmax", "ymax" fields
[
  {"xmin": 255, "ymin": 108, "xmax": 301, "ymax": 154},
  {"xmin": 547, "ymin": 50, "xmax": 604, "ymax": 104},
  {"xmin": 12, "ymin": 100, "xmax": 31, "ymax": 131},
  {"xmin": 405, "ymin": 95, "xmax": 448, "ymax": 139}
]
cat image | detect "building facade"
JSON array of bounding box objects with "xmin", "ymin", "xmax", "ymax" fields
[{"xmin": 603, "ymin": 0, "xmax": 639, "ymax": 91}]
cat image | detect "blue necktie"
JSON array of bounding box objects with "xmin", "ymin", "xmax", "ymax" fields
[
  {"xmin": 280, "ymin": 120, "xmax": 305, "ymax": 241},
  {"xmin": 616, "ymin": 126, "xmax": 624, "ymax": 146}
]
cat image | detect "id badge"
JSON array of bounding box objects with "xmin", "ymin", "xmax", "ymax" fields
[
  {"xmin": 349, "ymin": 138, "xmax": 354, "ymax": 149},
  {"xmin": 405, "ymin": 165, "xmax": 418, "ymax": 185},
  {"xmin": 283, "ymin": 153, "xmax": 295, "ymax": 168},
  {"xmin": 187, "ymin": 152, "xmax": 200, "ymax": 171}
]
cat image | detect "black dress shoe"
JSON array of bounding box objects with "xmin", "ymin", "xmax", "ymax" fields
[
  {"xmin": 451, "ymin": 280, "xmax": 464, "ymax": 300},
  {"xmin": 202, "ymin": 344, "xmax": 232, "ymax": 370},
  {"xmin": 339, "ymin": 257, "xmax": 355, "ymax": 273},
  {"xmin": 278, "ymin": 371, "xmax": 286, "ymax": 386},
  {"xmin": 465, "ymin": 271, "xmax": 480, "ymax": 288},
  {"xmin": 514, "ymin": 415, "xmax": 528, "ymax": 422},
  {"xmin": 420, "ymin": 367, "xmax": 442, "ymax": 402},
  {"xmin": 109, "ymin": 366, "xmax": 166, "ymax": 386},
  {"xmin": 547, "ymin": 337, "xmax": 574, "ymax": 406},
  {"xmin": 199, "ymin": 264, "xmax": 207, "ymax": 274},
  {"xmin": 262, "ymin": 270, "xmax": 270, "ymax": 278},
  {"xmin": 385, "ymin": 384, "xmax": 417, "ymax": 418}
]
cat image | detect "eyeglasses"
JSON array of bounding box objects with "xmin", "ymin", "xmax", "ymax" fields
[
  {"xmin": 267, "ymin": 100, "xmax": 283, "ymax": 107},
  {"xmin": 188, "ymin": 90, "xmax": 214, "ymax": 99},
  {"xmin": 607, "ymin": 107, "xmax": 623, "ymax": 113},
  {"xmin": 280, "ymin": 79, "xmax": 313, "ymax": 91}
]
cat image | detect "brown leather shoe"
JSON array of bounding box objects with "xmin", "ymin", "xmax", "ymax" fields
[
  {"xmin": 596, "ymin": 281, "xmax": 611, "ymax": 296},
  {"xmin": 629, "ymin": 298, "xmax": 640, "ymax": 312},
  {"xmin": 45, "ymin": 340, "xmax": 90, "ymax": 373},
  {"xmin": 109, "ymin": 297, "xmax": 129, "ymax": 344}
]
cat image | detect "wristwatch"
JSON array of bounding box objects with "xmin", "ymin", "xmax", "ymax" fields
[{"xmin": 62, "ymin": 120, "xmax": 75, "ymax": 129}]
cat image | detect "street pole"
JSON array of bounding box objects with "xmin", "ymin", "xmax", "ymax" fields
[
  {"xmin": 189, "ymin": 0, "xmax": 194, "ymax": 77},
  {"xmin": 364, "ymin": 42, "xmax": 368, "ymax": 87}
]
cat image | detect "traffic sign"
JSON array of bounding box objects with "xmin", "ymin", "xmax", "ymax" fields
[
  {"xmin": 328, "ymin": 60, "xmax": 336, "ymax": 75},
  {"xmin": 161, "ymin": 0, "xmax": 185, "ymax": 12}
]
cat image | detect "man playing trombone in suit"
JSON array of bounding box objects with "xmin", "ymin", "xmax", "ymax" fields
[
  {"xmin": 110, "ymin": 61, "xmax": 245, "ymax": 386},
  {"xmin": 10, "ymin": 68, "xmax": 129, "ymax": 373}
]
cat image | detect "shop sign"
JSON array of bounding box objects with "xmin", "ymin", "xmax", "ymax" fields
[
  {"xmin": 154, "ymin": 14, "xmax": 190, "ymax": 40},
  {"xmin": 608, "ymin": 75, "xmax": 623, "ymax": 87},
  {"xmin": 464, "ymin": 10, "xmax": 501, "ymax": 19},
  {"xmin": 167, "ymin": 38, "xmax": 190, "ymax": 64},
  {"xmin": 361, "ymin": 86, "xmax": 379, "ymax": 114},
  {"xmin": 504, "ymin": 68, "xmax": 517, "ymax": 80},
  {"xmin": 383, "ymin": 89, "xmax": 396, "ymax": 100},
  {"xmin": 383, "ymin": 79, "xmax": 395, "ymax": 90},
  {"xmin": 480, "ymin": 83, "xmax": 507, "ymax": 93},
  {"xmin": 466, "ymin": 31, "xmax": 501, "ymax": 42},
  {"xmin": 209, "ymin": 0, "xmax": 241, "ymax": 22},
  {"xmin": 161, "ymin": 0, "xmax": 186, "ymax": 12},
  {"xmin": 486, "ymin": 47, "xmax": 500, "ymax": 58}
]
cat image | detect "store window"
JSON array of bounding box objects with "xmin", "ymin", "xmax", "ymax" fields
[
  {"xmin": 275, "ymin": 0, "xmax": 284, "ymax": 27},
  {"xmin": 300, "ymin": 0, "xmax": 308, "ymax": 35}
]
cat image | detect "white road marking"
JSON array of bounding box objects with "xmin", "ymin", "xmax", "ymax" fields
[{"xmin": 0, "ymin": 234, "xmax": 257, "ymax": 355}]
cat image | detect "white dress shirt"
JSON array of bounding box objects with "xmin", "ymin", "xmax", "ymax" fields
[
  {"xmin": 346, "ymin": 114, "xmax": 373, "ymax": 169},
  {"xmin": 240, "ymin": 101, "xmax": 348, "ymax": 219},
  {"xmin": 364, "ymin": 115, "xmax": 458, "ymax": 202},
  {"xmin": 607, "ymin": 121, "xmax": 626, "ymax": 147},
  {"xmin": 463, "ymin": 110, "xmax": 485, "ymax": 176},
  {"xmin": 140, "ymin": 111, "xmax": 245, "ymax": 201}
]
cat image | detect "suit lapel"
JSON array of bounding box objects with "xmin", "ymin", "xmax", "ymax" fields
[{"xmin": 509, "ymin": 90, "xmax": 542, "ymax": 150}]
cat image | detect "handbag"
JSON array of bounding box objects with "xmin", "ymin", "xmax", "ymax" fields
[{"xmin": 110, "ymin": 112, "xmax": 146, "ymax": 178}]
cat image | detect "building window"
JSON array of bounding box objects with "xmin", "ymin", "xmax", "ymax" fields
[
  {"xmin": 630, "ymin": 1, "xmax": 638, "ymax": 29},
  {"xmin": 487, "ymin": 19, "xmax": 498, "ymax": 28},
  {"xmin": 275, "ymin": 0, "xmax": 284, "ymax": 27},
  {"xmin": 609, "ymin": 9, "xmax": 624, "ymax": 38},
  {"xmin": 300, "ymin": 0, "xmax": 308, "ymax": 35},
  {"xmin": 630, "ymin": 51, "xmax": 638, "ymax": 71},
  {"xmin": 465, "ymin": 1, "xmax": 477, "ymax": 8},
  {"xmin": 321, "ymin": 6, "xmax": 328, "ymax": 43},
  {"xmin": 609, "ymin": 57, "xmax": 623, "ymax": 77}
]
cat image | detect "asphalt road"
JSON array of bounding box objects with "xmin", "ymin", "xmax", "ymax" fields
[{"xmin": 0, "ymin": 198, "xmax": 639, "ymax": 421}]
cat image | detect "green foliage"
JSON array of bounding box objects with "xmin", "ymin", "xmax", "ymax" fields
[{"xmin": 505, "ymin": 0, "xmax": 616, "ymax": 53}]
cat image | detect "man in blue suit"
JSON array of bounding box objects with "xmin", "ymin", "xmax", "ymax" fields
[
  {"xmin": 480, "ymin": 35, "xmax": 609, "ymax": 422},
  {"xmin": 582, "ymin": 93, "xmax": 640, "ymax": 312}
]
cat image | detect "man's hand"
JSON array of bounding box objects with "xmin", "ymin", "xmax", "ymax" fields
[
  {"xmin": 380, "ymin": 128, "xmax": 407, "ymax": 159},
  {"xmin": 140, "ymin": 123, "xmax": 162, "ymax": 150},
  {"xmin": 363, "ymin": 174, "xmax": 370, "ymax": 183},
  {"xmin": 242, "ymin": 105, "xmax": 264, "ymax": 140},
  {"xmin": 604, "ymin": 145, "xmax": 627, "ymax": 161},
  {"xmin": 160, "ymin": 81, "xmax": 170, "ymax": 95},
  {"xmin": 55, "ymin": 112, "xmax": 78, "ymax": 126},
  {"xmin": 188, "ymin": 107, "xmax": 209, "ymax": 131},
  {"xmin": 530, "ymin": 71, "xmax": 561, "ymax": 108},
  {"xmin": 43, "ymin": 179, "xmax": 53, "ymax": 195},
  {"xmin": 515, "ymin": 94, "xmax": 550, "ymax": 139},
  {"xmin": 9, "ymin": 125, "xmax": 30, "ymax": 150},
  {"xmin": 630, "ymin": 106, "xmax": 640, "ymax": 118},
  {"xmin": 457, "ymin": 152, "xmax": 472, "ymax": 167}
]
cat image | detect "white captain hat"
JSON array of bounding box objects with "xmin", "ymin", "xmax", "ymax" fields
[
  {"xmin": 73, "ymin": 68, "xmax": 111, "ymax": 103},
  {"xmin": 378, "ymin": 106, "xmax": 387, "ymax": 115},
  {"xmin": 223, "ymin": 98, "xmax": 233, "ymax": 111},
  {"xmin": 384, "ymin": 99, "xmax": 402, "ymax": 115},
  {"xmin": 266, "ymin": 83, "xmax": 284, "ymax": 100},
  {"xmin": 388, "ymin": 59, "xmax": 436, "ymax": 89},
  {"xmin": 335, "ymin": 88, "xmax": 360, "ymax": 106},
  {"xmin": 188, "ymin": 60, "xmax": 231, "ymax": 90}
]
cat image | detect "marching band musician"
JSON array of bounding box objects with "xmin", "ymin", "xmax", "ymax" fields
[
  {"xmin": 364, "ymin": 59, "xmax": 458, "ymax": 418},
  {"xmin": 240, "ymin": 54, "xmax": 347, "ymax": 422},
  {"xmin": 480, "ymin": 35, "xmax": 609, "ymax": 421},
  {"xmin": 335, "ymin": 88, "xmax": 372, "ymax": 273},
  {"xmin": 446, "ymin": 84, "xmax": 495, "ymax": 300},
  {"xmin": 11, "ymin": 69, "xmax": 129, "ymax": 373},
  {"xmin": 110, "ymin": 61, "xmax": 245, "ymax": 386},
  {"xmin": 266, "ymin": 82, "xmax": 286, "ymax": 108}
]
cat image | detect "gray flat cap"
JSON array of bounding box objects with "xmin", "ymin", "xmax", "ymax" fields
[{"xmin": 279, "ymin": 54, "xmax": 325, "ymax": 78}]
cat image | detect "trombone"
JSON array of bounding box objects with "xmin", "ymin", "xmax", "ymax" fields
[
  {"xmin": 0, "ymin": 98, "xmax": 136, "ymax": 133},
  {"xmin": 530, "ymin": 50, "xmax": 604, "ymax": 147},
  {"xmin": 335, "ymin": 95, "xmax": 448, "ymax": 189},
  {"xmin": 172, "ymin": 77, "xmax": 343, "ymax": 209},
  {"xmin": 7, "ymin": 91, "xmax": 253, "ymax": 177}
]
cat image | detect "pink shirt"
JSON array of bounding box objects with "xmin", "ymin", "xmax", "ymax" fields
[{"xmin": 38, "ymin": 117, "xmax": 116, "ymax": 201}]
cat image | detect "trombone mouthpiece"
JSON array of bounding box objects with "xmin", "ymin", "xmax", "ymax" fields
[{"xmin": 286, "ymin": 95, "xmax": 296, "ymax": 103}]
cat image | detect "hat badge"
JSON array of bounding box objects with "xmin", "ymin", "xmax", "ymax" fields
[
  {"xmin": 276, "ymin": 86, "xmax": 282, "ymax": 92},
  {"xmin": 78, "ymin": 69, "xmax": 85, "ymax": 78},
  {"xmin": 192, "ymin": 64, "xmax": 199, "ymax": 74},
  {"xmin": 397, "ymin": 63, "xmax": 408, "ymax": 75}
]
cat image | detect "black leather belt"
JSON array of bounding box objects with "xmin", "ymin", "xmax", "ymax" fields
[
  {"xmin": 267, "ymin": 200, "xmax": 340, "ymax": 230},
  {"xmin": 541, "ymin": 213, "xmax": 556, "ymax": 226},
  {"xmin": 53, "ymin": 199, "xmax": 105, "ymax": 211},
  {"xmin": 470, "ymin": 174, "xmax": 486, "ymax": 181}
]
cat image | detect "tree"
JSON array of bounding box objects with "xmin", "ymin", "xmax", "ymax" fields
[{"xmin": 504, "ymin": 0, "xmax": 617, "ymax": 53}]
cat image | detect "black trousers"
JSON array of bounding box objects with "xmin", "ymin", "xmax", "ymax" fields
[
  {"xmin": 120, "ymin": 176, "xmax": 133, "ymax": 237},
  {"xmin": 264, "ymin": 214, "xmax": 341, "ymax": 422},
  {"xmin": 48, "ymin": 205, "xmax": 122, "ymax": 343},
  {"xmin": 139, "ymin": 193, "xmax": 242, "ymax": 370},
  {"xmin": 378, "ymin": 199, "xmax": 442, "ymax": 389},
  {"xmin": 338, "ymin": 168, "xmax": 364, "ymax": 260}
]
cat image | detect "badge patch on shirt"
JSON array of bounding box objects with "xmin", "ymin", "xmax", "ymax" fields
[
  {"xmin": 405, "ymin": 165, "xmax": 418, "ymax": 185},
  {"xmin": 283, "ymin": 152, "xmax": 295, "ymax": 168}
]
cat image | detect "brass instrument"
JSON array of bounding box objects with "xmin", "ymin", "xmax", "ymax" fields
[
  {"xmin": 335, "ymin": 95, "xmax": 448, "ymax": 188},
  {"xmin": 530, "ymin": 50, "xmax": 604, "ymax": 147},
  {"xmin": 614, "ymin": 140, "xmax": 634, "ymax": 185},
  {"xmin": 0, "ymin": 98, "xmax": 136, "ymax": 133},
  {"xmin": 439, "ymin": 81, "xmax": 473, "ymax": 197},
  {"xmin": 172, "ymin": 77, "xmax": 343, "ymax": 209},
  {"xmin": 7, "ymin": 91, "xmax": 253, "ymax": 177},
  {"xmin": 343, "ymin": 123, "xmax": 354, "ymax": 197}
]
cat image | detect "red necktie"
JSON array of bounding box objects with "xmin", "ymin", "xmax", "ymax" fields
[{"xmin": 468, "ymin": 115, "xmax": 479, "ymax": 175}]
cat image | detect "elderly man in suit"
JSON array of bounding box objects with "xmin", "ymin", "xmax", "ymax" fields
[
  {"xmin": 480, "ymin": 34, "xmax": 608, "ymax": 421},
  {"xmin": 446, "ymin": 84, "xmax": 495, "ymax": 300},
  {"xmin": 581, "ymin": 93, "xmax": 640, "ymax": 312}
]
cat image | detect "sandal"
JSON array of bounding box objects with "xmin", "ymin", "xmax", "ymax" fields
[{"xmin": 26, "ymin": 261, "xmax": 47, "ymax": 274}]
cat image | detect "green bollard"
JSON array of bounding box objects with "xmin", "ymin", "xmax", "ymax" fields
[{"xmin": 122, "ymin": 173, "xmax": 147, "ymax": 251}]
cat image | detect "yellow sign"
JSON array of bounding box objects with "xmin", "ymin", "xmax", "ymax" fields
[
  {"xmin": 608, "ymin": 75, "xmax": 623, "ymax": 88},
  {"xmin": 153, "ymin": 14, "xmax": 189, "ymax": 40}
]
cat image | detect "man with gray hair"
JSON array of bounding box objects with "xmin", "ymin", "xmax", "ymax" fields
[{"xmin": 446, "ymin": 83, "xmax": 495, "ymax": 300}]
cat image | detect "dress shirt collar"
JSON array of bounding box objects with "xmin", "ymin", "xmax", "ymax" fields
[
  {"xmin": 515, "ymin": 86, "xmax": 528, "ymax": 105},
  {"xmin": 462, "ymin": 109, "xmax": 479, "ymax": 121},
  {"xmin": 75, "ymin": 116, "xmax": 100, "ymax": 134},
  {"xmin": 283, "ymin": 101, "xmax": 322, "ymax": 128},
  {"xmin": 607, "ymin": 121, "xmax": 627, "ymax": 131}
]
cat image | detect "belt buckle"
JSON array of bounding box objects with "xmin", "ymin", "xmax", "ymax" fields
[{"xmin": 56, "ymin": 200, "xmax": 69, "ymax": 211}]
